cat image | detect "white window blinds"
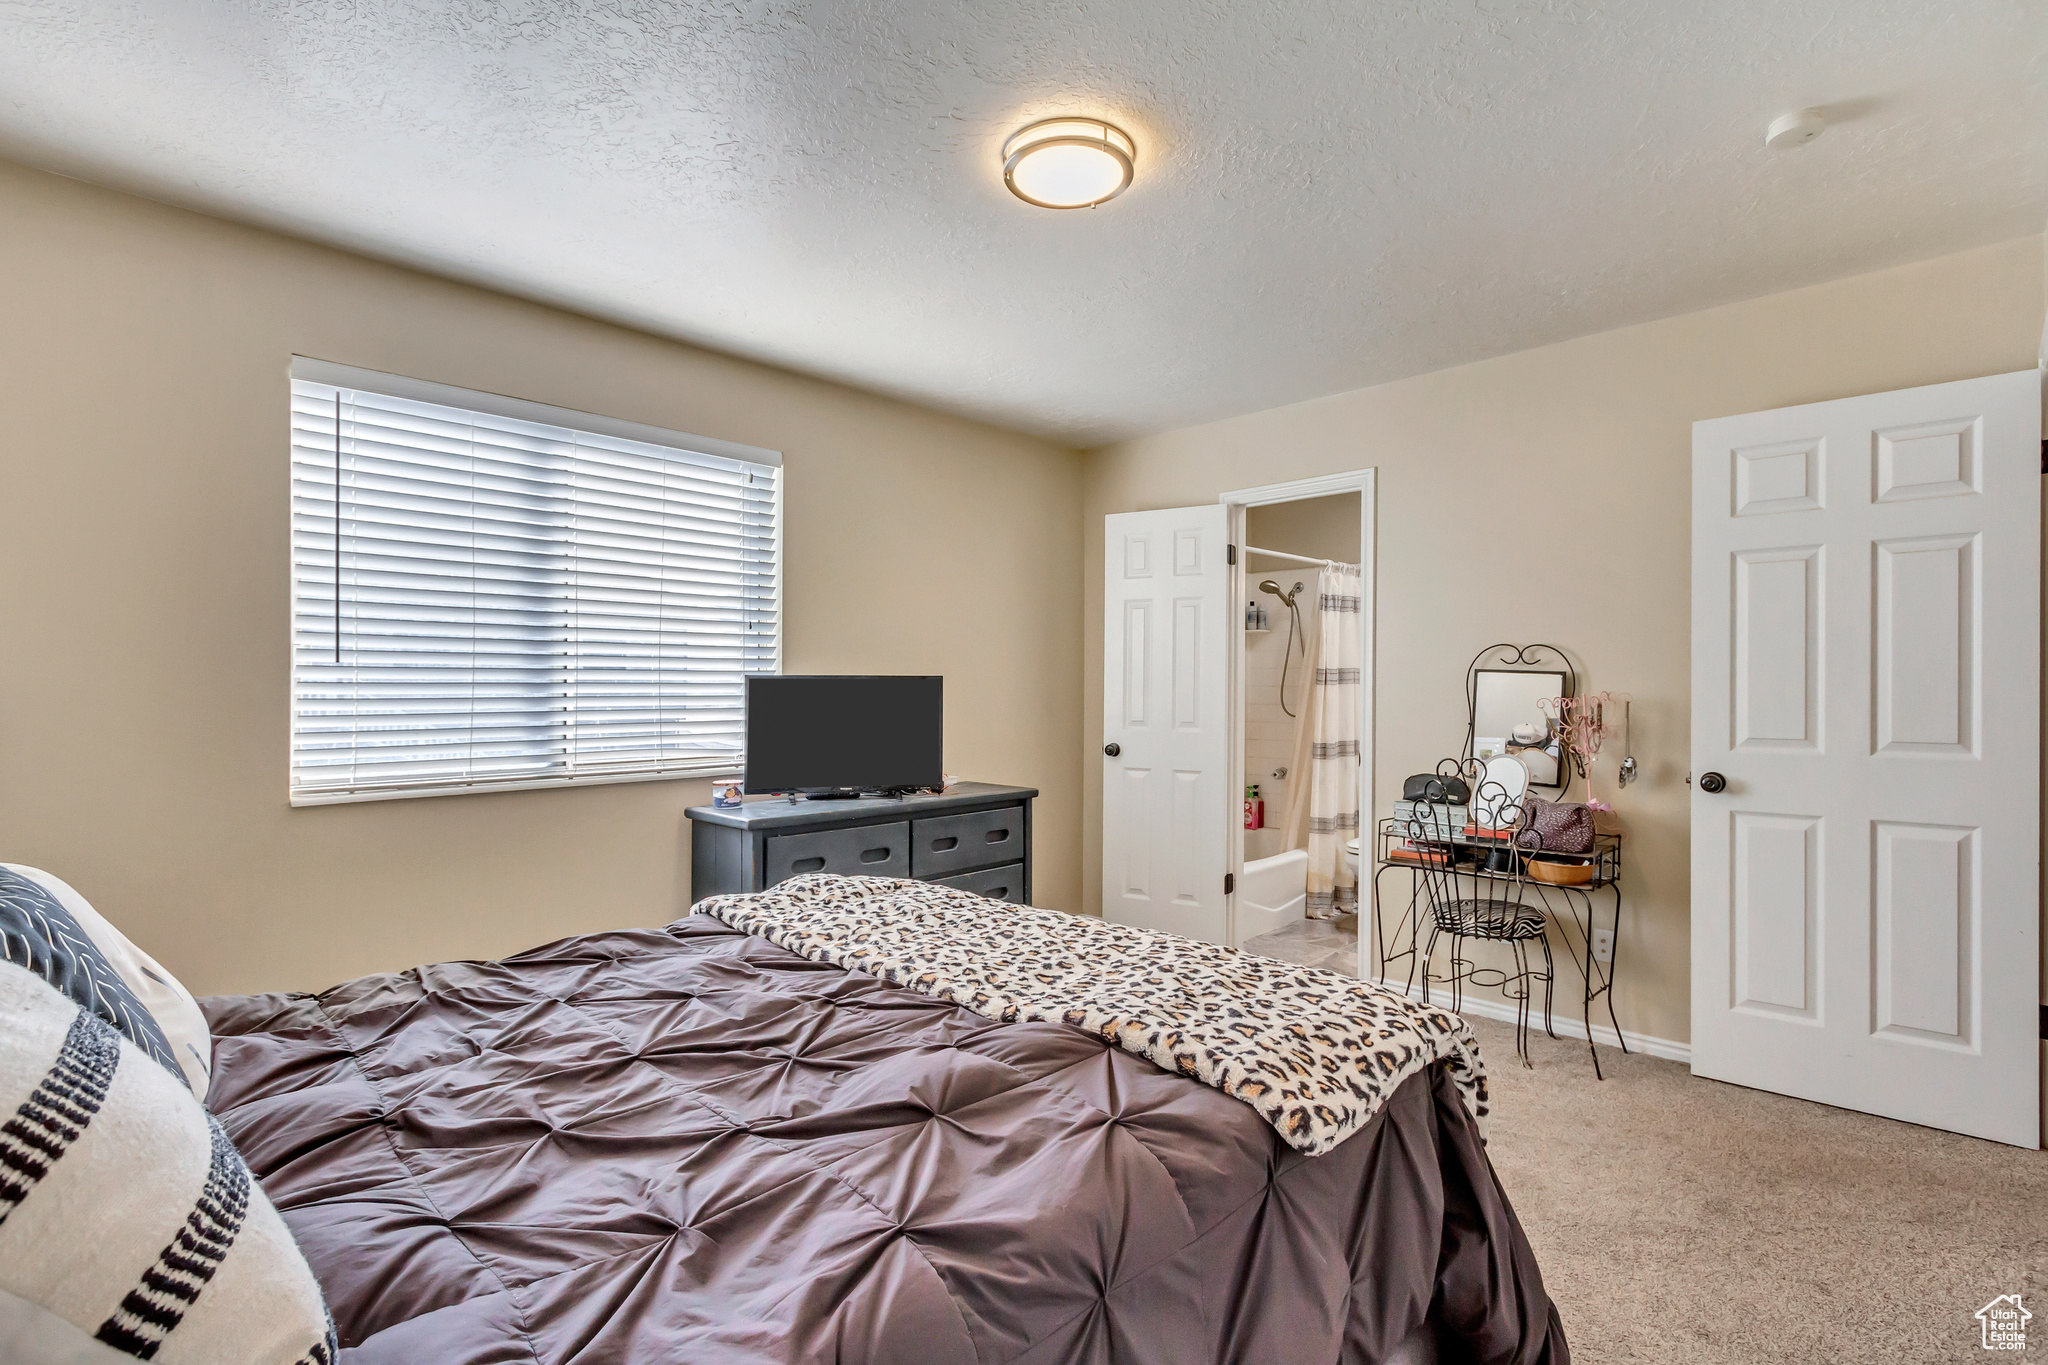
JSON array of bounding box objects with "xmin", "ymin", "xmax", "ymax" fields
[{"xmin": 288, "ymin": 360, "xmax": 781, "ymax": 805}]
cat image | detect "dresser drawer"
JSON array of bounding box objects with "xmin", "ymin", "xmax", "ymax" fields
[
  {"xmin": 932, "ymin": 861, "xmax": 1026, "ymax": 904},
  {"xmin": 764, "ymin": 822, "xmax": 909, "ymax": 886},
  {"xmin": 911, "ymin": 805, "xmax": 1024, "ymax": 878}
]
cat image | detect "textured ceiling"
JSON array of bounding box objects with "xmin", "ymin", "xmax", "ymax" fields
[{"xmin": 0, "ymin": 2, "xmax": 2042, "ymax": 445}]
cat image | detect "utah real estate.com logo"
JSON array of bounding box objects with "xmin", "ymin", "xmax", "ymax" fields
[{"xmin": 1976, "ymin": 1295, "xmax": 2030, "ymax": 1352}]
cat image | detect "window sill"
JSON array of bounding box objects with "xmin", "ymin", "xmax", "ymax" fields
[{"xmin": 289, "ymin": 763, "xmax": 741, "ymax": 807}]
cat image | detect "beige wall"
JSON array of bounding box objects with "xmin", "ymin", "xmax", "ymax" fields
[
  {"xmin": 0, "ymin": 159, "xmax": 1084, "ymax": 997},
  {"xmin": 5, "ymin": 150, "xmax": 2037, "ymax": 1042},
  {"xmin": 1085, "ymin": 236, "xmax": 2047, "ymax": 1046},
  {"xmin": 1245, "ymin": 492, "xmax": 1361, "ymax": 566}
]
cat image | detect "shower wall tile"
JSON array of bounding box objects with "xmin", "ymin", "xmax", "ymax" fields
[{"xmin": 1244, "ymin": 619, "xmax": 1301, "ymax": 836}]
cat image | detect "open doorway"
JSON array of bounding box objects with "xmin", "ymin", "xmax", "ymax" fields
[
  {"xmin": 1097, "ymin": 473, "xmax": 1372, "ymax": 954},
  {"xmin": 1222, "ymin": 472, "xmax": 1375, "ymax": 970}
]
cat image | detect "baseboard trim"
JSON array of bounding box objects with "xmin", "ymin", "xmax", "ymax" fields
[{"xmin": 1365, "ymin": 975, "xmax": 1692, "ymax": 1065}]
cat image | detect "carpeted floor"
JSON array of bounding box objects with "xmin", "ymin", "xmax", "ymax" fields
[{"xmin": 1244, "ymin": 915, "xmax": 2048, "ymax": 1363}]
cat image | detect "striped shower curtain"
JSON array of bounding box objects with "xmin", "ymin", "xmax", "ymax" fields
[{"xmin": 1304, "ymin": 565, "xmax": 1362, "ymax": 917}]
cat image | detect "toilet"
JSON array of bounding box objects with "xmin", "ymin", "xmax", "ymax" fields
[{"xmin": 1343, "ymin": 837, "xmax": 1361, "ymax": 882}]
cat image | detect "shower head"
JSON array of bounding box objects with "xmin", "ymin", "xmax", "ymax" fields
[{"xmin": 1258, "ymin": 579, "xmax": 1302, "ymax": 602}]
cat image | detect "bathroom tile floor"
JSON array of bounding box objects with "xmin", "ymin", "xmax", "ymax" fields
[{"xmin": 1240, "ymin": 911, "xmax": 1363, "ymax": 976}]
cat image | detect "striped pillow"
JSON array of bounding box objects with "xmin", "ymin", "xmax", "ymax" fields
[
  {"xmin": 0, "ymin": 961, "xmax": 336, "ymax": 1364},
  {"xmin": 0, "ymin": 868, "xmax": 184, "ymax": 1084},
  {"xmin": 2, "ymin": 865, "xmax": 214, "ymax": 1101}
]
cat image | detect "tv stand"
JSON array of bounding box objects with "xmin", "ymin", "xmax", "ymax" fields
[{"xmin": 687, "ymin": 782, "xmax": 1035, "ymax": 905}]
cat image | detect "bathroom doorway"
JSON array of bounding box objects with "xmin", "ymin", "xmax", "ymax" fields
[{"xmin": 1222, "ymin": 472, "xmax": 1374, "ymax": 971}]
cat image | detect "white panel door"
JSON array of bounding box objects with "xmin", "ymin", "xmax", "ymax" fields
[
  {"xmin": 1691, "ymin": 369, "xmax": 2040, "ymax": 1147},
  {"xmin": 1103, "ymin": 506, "xmax": 1232, "ymax": 943}
]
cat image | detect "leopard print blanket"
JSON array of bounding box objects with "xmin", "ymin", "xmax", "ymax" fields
[{"xmin": 693, "ymin": 874, "xmax": 1487, "ymax": 1157}]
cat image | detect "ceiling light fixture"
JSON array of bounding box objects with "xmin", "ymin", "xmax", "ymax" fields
[
  {"xmin": 1764, "ymin": 107, "xmax": 1826, "ymax": 150},
  {"xmin": 1002, "ymin": 118, "xmax": 1136, "ymax": 210}
]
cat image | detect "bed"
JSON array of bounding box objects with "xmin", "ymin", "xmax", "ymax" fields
[{"xmin": 201, "ymin": 877, "xmax": 1568, "ymax": 1364}]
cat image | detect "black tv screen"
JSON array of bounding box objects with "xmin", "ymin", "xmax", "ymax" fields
[{"xmin": 743, "ymin": 675, "xmax": 943, "ymax": 794}]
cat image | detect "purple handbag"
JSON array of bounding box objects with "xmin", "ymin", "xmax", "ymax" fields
[{"xmin": 1520, "ymin": 796, "xmax": 1595, "ymax": 855}]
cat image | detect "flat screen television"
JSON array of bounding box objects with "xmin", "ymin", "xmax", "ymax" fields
[{"xmin": 743, "ymin": 675, "xmax": 943, "ymax": 797}]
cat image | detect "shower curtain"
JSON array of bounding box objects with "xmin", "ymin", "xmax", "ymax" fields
[{"xmin": 1297, "ymin": 564, "xmax": 1362, "ymax": 918}]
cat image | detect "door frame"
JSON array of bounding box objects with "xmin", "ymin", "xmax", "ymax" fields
[{"xmin": 1218, "ymin": 469, "xmax": 1377, "ymax": 960}]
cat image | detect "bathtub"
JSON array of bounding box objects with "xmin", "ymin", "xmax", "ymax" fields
[{"xmin": 1233, "ymin": 847, "xmax": 1308, "ymax": 947}]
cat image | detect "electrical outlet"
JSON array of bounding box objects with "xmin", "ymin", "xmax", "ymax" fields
[{"xmin": 1592, "ymin": 928, "xmax": 1614, "ymax": 963}]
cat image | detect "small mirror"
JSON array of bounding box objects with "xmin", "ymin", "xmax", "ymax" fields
[{"xmin": 1472, "ymin": 668, "xmax": 1566, "ymax": 788}]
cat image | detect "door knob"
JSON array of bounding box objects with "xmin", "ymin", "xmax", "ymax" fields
[
  {"xmin": 1103, "ymin": 743, "xmax": 1121, "ymax": 757},
  {"xmin": 1698, "ymin": 771, "xmax": 1727, "ymax": 794}
]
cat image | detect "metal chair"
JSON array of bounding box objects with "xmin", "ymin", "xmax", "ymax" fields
[{"xmin": 1404, "ymin": 763, "xmax": 1555, "ymax": 1067}]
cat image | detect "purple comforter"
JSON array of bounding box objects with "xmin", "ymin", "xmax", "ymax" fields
[{"xmin": 203, "ymin": 914, "xmax": 1567, "ymax": 1364}]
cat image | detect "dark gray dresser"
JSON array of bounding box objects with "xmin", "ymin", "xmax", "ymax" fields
[{"xmin": 685, "ymin": 782, "xmax": 1035, "ymax": 906}]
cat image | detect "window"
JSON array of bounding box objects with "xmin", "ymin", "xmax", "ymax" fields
[{"xmin": 288, "ymin": 359, "xmax": 780, "ymax": 805}]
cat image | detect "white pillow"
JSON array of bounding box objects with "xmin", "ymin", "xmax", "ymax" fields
[
  {"xmin": 0, "ymin": 866, "xmax": 212, "ymax": 1101},
  {"xmin": 1, "ymin": 1285, "xmax": 141, "ymax": 1363},
  {"xmin": 0, "ymin": 961, "xmax": 335, "ymax": 1365}
]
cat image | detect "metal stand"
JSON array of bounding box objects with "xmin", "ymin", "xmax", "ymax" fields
[
  {"xmin": 1531, "ymin": 877, "xmax": 1627, "ymax": 1078},
  {"xmin": 1372, "ymin": 802, "xmax": 1627, "ymax": 1076}
]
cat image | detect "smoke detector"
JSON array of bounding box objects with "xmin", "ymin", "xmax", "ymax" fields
[{"xmin": 1765, "ymin": 108, "xmax": 1826, "ymax": 150}]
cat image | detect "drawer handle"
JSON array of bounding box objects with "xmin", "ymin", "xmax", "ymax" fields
[
  {"xmin": 984, "ymin": 828, "xmax": 1011, "ymax": 843},
  {"xmin": 932, "ymin": 836, "xmax": 959, "ymax": 851},
  {"xmin": 985, "ymin": 886, "xmax": 1010, "ymax": 900},
  {"xmin": 792, "ymin": 857, "xmax": 826, "ymax": 873},
  {"xmin": 859, "ymin": 847, "xmax": 892, "ymax": 864}
]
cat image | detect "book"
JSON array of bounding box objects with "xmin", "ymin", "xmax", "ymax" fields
[{"xmin": 1387, "ymin": 843, "xmax": 1450, "ymax": 866}]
